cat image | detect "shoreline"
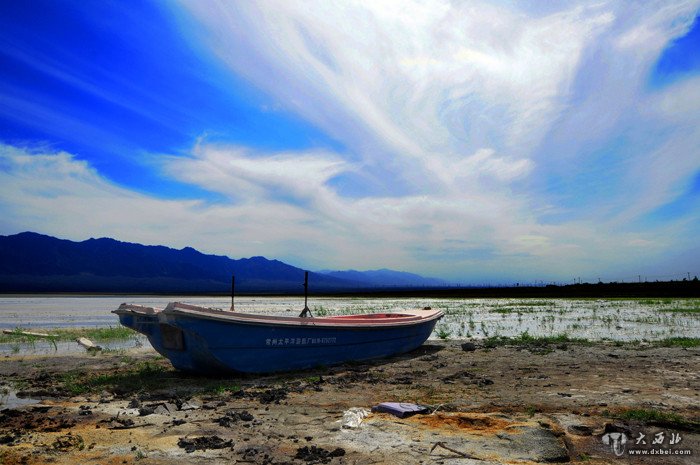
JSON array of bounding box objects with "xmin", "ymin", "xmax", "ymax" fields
[
  {"xmin": 1, "ymin": 341, "xmax": 698, "ymax": 464},
  {"xmin": 2, "ymin": 279, "xmax": 699, "ymax": 298}
]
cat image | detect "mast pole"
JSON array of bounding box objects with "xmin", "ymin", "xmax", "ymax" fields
[
  {"xmin": 299, "ymin": 271, "xmax": 313, "ymax": 317},
  {"xmin": 230, "ymin": 274, "xmax": 235, "ymax": 311}
]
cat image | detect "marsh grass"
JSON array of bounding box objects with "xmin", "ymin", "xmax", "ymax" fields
[
  {"xmin": 660, "ymin": 306, "xmax": 700, "ymax": 314},
  {"xmin": 435, "ymin": 326, "xmax": 452, "ymax": 340},
  {"xmin": 636, "ymin": 298, "xmax": 675, "ymax": 305},
  {"xmin": 491, "ymin": 307, "xmax": 516, "ymax": 314},
  {"xmin": 312, "ymin": 305, "xmax": 329, "ymax": 317},
  {"xmin": 483, "ymin": 332, "xmax": 590, "ymax": 349},
  {"xmin": 516, "ymin": 300, "xmax": 556, "ymax": 307},
  {"xmin": 0, "ymin": 326, "xmax": 136, "ymax": 344}
]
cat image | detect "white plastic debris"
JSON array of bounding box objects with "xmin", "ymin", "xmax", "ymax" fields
[{"xmin": 340, "ymin": 407, "xmax": 371, "ymax": 429}]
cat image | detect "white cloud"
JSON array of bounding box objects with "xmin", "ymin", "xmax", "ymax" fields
[
  {"xmin": 3, "ymin": 1, "xmax": 700, "ymax": 282},
  {"xmin": 2, "ymin": 141, "xmax": 698, "ymax": 281},
  {"xmin": 173, "ymin": 0, "xmax": 700, "ymax": 279},
  {"xmin": 164, "ymin": 143, "xmax": 349, "ymax": 206},
  {"xmin": 179, "ymin": 0, "xmax": 617, "ymax": 190}
]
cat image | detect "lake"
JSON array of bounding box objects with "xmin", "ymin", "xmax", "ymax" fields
[{"xmin": 0, "ymin": 295, "xmax": 698, "ymax": 355}]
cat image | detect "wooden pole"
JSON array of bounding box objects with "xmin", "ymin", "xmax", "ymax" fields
[{"xmin": 230, "ymin": 275, "xmax": 235, "ymax": 311}]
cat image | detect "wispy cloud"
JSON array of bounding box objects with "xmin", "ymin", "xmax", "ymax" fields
[{"xmin": 180, "ymin": 1, "xmax": 613, "ymax": 190}]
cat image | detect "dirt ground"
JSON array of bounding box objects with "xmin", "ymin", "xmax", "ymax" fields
[{"xmin": 1, "ymin": 341, "xmax": 698, "ymax": 465}]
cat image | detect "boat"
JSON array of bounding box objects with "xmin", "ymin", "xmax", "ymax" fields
[{"xmin": 113, "ymin": 302, "xmax": 443, "ymax": 374}]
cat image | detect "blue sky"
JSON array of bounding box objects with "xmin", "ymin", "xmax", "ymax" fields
[{"xmin": 1, "ymin": 1, "xmax": 699, "ymax": 284}]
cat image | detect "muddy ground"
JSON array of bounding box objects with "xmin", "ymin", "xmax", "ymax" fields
[{"xmin": 1, "ymin": 341, "xmax": 698, "ymax": 465}]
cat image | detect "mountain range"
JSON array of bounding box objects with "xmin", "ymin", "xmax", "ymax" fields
[
  {"xmin": 0, "ymin": 232, "xmax": 446, "ymax": 293},
  {"xmin": 318, "ymin": 269, "xmax": 446, "ymax": 287}
]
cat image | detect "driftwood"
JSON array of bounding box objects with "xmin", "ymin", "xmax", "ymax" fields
[
  {"xmin": 2, "ymin": 329, "xmax": 51, "ymax": 337},
  {"xmin": 108, "ymin": 423, "xmax": 154, "ymax": 430},
  {"xmin": 430, "ymin": 442, "xmax": 482, "ymax": 460},
  {"xmin": 76, "ymin": 337, "xmax": 102, "ymax": 351}
]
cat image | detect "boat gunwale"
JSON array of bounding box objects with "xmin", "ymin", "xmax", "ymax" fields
[{"xmin": 160, "ymin": 303, "xmax": 444, "ymax": 329}]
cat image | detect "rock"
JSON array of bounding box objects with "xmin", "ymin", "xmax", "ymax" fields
[
  {"xmin": 567, "ymin": 424, "xmax": 594, "ymax": 436},
  {"xmin": 153, "ymin": 405, "xmax": 170, "ymax": 415},
  {"xmin": 138, "ymin": 406, "xmax": 155, "ymax": 416},
  {"xmin": 151, "ymin": 402, "xmax": 178, "ymax": 415},
  {"xmin": 389, "ymin": 376, "xmax": 413, "ymax": 385},
  {"xmin": 442, "ymin": 371, "xmax": 493, "ymax": 387},
  {"xmin": 180, "ymin": 401, "xmax": 201, "ymax": 411},
  {"xmin": 177, "ymin": 436, "xmax": 233, "ymax": 453},
  {"xmin": 256, "ymin": 388, "xmax": 288, "ymax": 404},
  {"xmin": 603, "ymin": 422, "xmax": 631, "ymax": 435},
  {"xmin": 107, "ymin": 417, "xmax": 135, "ymax": 429},
  {"xmin": 461, "ymin": 342, "xmax": 477, "ymax": 352},
  {"xmin": 52, "ymin": 433, "xmax": 84, "ymax": 451},
  {"xmin": 238, "ymin": 444, "xmax": 272, "ymax": 461},
  {"xmin": 78, "ymin": 405, "xmax": 92, "ymax": 416},
  {"xmin": 513, "ymin": 428, "xmax": 570, "ymax": 463},
  {"xmin": 294, "ymin": 445, "xmax": 345, "ymax": 463},
  {"xmin": 217, "ymin": 410, "xmax": 254, "ymax": 427}
]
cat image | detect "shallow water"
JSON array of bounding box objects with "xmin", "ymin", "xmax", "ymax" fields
[
  {"xmin": 0, "ymin": 295, "xmax": 698, "ymax": 355},
  {"xmin": 0, "ymin": 335, "xmax": 149, "ymax": 356},
  {"xmin": 0, "ymin": 386, "xmax": 41, "ymax": 409}
]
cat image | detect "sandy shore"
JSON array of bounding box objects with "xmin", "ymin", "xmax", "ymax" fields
[{"xmin": 1, "ymin": 341, "xmax": 698, "ymax": 464}]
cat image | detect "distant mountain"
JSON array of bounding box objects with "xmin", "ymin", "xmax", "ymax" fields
[
  {"xmin": 318, "ymin": 268, "xmax": 447, "ymax": 288},
  {"xmin": 0, "ymin": 232, "xmax": 350, "ymax": 293}
]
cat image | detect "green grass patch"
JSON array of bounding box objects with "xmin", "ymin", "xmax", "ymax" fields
[
  {"xmin": 57, "ymin": 359, "xmax": 252, "ymax": 398},
  {"xmin": 59, "ymin": 360, "xmax": 169, "ymax": 395},
  {"xmin": 524, "ymin": 405, "xmax": 538, "ymax": 417},
  {"xmin": 483, "ymin": 332, "xmax": 589, "ymax": 349},
  {"xmin": 211, "ymin": 384, "xmax": 242, "ymax": 394},
  {"xmin": 654, "ymin": 337, "xmax": 700, "ymax": 348},
  {"xmin": 616, "ymin": 409, "xmax": 700, "ymax": 432},
  {"xmin": 435, "ymin": 326, "xmax": 452, "ymax": 340}
]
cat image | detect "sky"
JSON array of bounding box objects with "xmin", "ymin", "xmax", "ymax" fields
[{"xmin": 1, "ymin": 0, "xmax": 699, "ymax": 284}]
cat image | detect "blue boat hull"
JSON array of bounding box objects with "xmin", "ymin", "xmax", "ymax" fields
[{"xmin": 115, "ymin": 304, "xmax": 442, "ymax": 374}]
